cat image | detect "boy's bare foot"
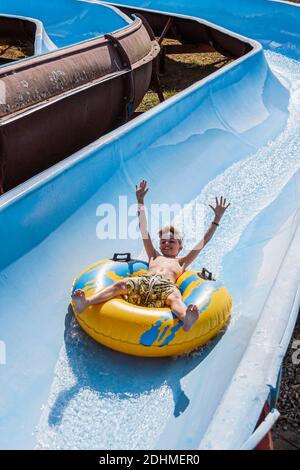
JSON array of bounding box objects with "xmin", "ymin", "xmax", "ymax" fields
[
  {"xmin": 183, "ymin": 304, "xmax": 199, "ymax": 331},
  {"xmin": 72, "ymin": 289, "xmax": 88, "ymax": 313}
]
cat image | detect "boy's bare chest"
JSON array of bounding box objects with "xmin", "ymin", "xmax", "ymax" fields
[{"xmin": 150, "ymin": 256, "xmax": 181, "ymax": 271}]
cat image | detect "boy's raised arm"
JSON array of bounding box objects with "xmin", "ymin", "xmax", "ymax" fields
[
  {"xmin": 136, "ymin": 180, "xmax": 159, "ymax": 260},
  {"xmin": 179, "ymin": 197, "xmax": 230, "ymax": 268}
]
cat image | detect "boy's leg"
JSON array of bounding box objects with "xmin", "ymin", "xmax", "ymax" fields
[
  {"xmin": 72, "ymin": 280, "xmax": 128, "ymax": 313},
  {"xmin": 166, "ymin": 291, "xmax": 199, "ymax": 332}
]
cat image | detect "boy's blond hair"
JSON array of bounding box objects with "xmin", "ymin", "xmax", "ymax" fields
[{"xmin": 158, "ymin": 225, "xmax": 183, "ymax": 244}]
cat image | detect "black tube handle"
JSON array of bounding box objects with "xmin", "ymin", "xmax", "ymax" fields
[
  {"xmin": 112, "ymin": 253, "xmax": 132, "ymax": 262},
  {"xmin": 198, "ymin": 268, "xmax": 215, "ymax": 281}
]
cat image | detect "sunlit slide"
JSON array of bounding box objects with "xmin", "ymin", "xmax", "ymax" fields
[{"xmin": 0, "ymin": 0, "xmax": 299, "ymax": 450}]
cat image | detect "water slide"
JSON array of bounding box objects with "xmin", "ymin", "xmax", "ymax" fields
[
  {"xmin": 0, "ymin": 0, "xmax": 131, "ymax": 53},
  {"xmin": 0, "ymin": 0, "xmax": 299, "ymax": 450}
]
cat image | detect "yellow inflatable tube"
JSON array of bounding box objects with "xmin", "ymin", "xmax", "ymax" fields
[{"xmin": 71, "ymin": 257, "xmax": 232, "ymax": 357}]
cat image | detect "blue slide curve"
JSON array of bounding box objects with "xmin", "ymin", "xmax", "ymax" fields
[
  {"xmin": 0, "ymin": 0, "xmax": 131, "ymax": 54},
  {"xmin": 0, "ymin": 0, "xmax": 299, "ymax": 449}
]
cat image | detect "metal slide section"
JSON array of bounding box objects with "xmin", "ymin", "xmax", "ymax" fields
[
  {"xmin": 0, "ymin": 11, "xmax": 159, "ymax": 193},
  {"xmin": 0, "ymin": 0, "xmax": 299, "ymax": 450}
]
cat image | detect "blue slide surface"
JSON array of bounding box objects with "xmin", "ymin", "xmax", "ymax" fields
[
  {"xmin": 0, "ymin": 0, "xmax": 130, "ymax": 53},
  {"xmin": 0, "ymin": 0, "xmax": 299, "ymax": 449}
]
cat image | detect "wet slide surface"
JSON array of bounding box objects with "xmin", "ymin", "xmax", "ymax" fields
[{"xmin": 0, "ymin": 0, "xmax": 300, "ymax": 450}]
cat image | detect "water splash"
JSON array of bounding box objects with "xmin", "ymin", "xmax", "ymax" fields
[{"xmin": 173, "ymin": 52, "xmax": 300, "ymax": 277}]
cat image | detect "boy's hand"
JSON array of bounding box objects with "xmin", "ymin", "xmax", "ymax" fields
[
  {"xmin": 209, "ymin": 197, "xmax": 230, "ymax": 222},
  {"xmin": 136, "ymin": 179, "xmax": 149, "ymax": 204}
]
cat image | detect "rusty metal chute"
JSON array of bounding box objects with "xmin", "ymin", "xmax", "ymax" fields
[{"xmin": 0, "ymin": 14, "xmax": 159, "ymax": 192}]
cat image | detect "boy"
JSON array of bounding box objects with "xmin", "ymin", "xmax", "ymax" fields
[{"xmin": 72, "ymin": 180, "xmax": 230, "ymax": 331}]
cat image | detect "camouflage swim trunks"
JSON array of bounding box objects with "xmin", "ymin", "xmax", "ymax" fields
[{"xmin": 124, "ymin": 274, "xmax": 179, "ymax": 308}]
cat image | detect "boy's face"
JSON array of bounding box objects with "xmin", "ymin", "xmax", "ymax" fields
[{"xmin": 160, "ymin": 232, "xmax": 182, "ymax": 257}]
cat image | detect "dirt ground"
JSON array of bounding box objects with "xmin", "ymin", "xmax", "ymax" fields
[
  {"xmin": 136, "ymin": 39, "xmax": 231, "ymax": 112},
  {"xmin": 273, "ymin": 314, "xmax": 300, "ymax": 450},
  {"xmin": 0, "ymin": 39, "xmax": 31, "ymax": 63}
]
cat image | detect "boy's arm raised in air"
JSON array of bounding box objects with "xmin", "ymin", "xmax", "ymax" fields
[
  {"xmin": 136, "ymin": 180, "xmax": 159, "ymax": 260},
  {"xmin": 179, "ymin": 197, "xmax": 230, "ymax": 269}
]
